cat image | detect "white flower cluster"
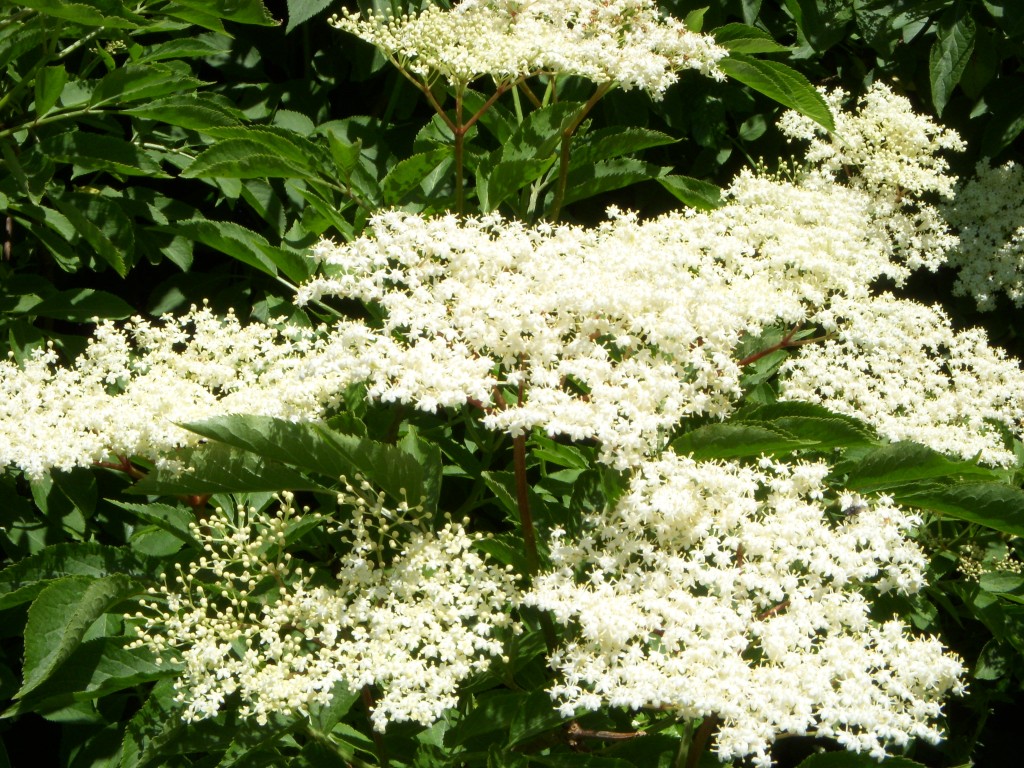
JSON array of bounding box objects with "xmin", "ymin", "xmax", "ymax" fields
[
  {"xmin": 131, "ymin": 490, "xmax": 519, "ymax": 731},
  {"xmin": 525, "ymin": 452, "xmax": 964, "ymax": 767},
  {"xmin": 298, "ymin": 174, "xmax": 901, "ymax": 468},
  {"xmin": 944, "ymin": 161, "xmax": 1024, "ymax": 310},
  {"xmin": 0, "ymin": 304, "xmax": 374, "ymax": 478},
  {"xmin": 780, "ymin": 293, "xmax": 1024, "ymax": 466},
  {"xmin": 331, "ymin": 0, "xmax": 727, "ymax": 96},
  {"xmin": 778, "ymin": 82, "xmax": 964, "ymax": 273}
]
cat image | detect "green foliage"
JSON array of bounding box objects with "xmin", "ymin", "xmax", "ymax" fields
[{"xmin": 1, "ymin": 0, "xmax": 1023, "ymax": 766}]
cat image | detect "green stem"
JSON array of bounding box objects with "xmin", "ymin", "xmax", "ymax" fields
[{"xmin": 547, "ymin": 82, "xmax": 613, "ymax": 222}]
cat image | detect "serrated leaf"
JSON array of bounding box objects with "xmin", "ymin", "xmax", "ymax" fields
[
  {"xmin": 569, "ymin": 127, "xmax": 677, "ymax": 170},
  {"xmin": 719, "ymin": 53, "xmax": 835, "ymax": 131},
  {"xmin": 507, "ymin": 689, "xmax": 571, "ymax": 746},
  {"xmin": 478, "ymin": 157, "xmax": 554, "ymax": 212},
  {"xmin": 684, "ymin": 7, "xmax": 707, "ymax": 32},
  {"xmin": 154, "ymin": 218, "xmax": 311, "ymax": 282},
  {"xmin": 714, "ymin": 23, "xmax": 792, "ymax": 53},
  {"xmin": 838, "ymin": 442, "xmax": 998, "ymax": 492},
  {"xmin": 559, "ymin": 158, "xmax": 670, "ymax": 206},
  {"xmin": 123, "ymin": 94, "xmax": 243, "ymax": 130},
  {"xmin": 48, "ymin": 191, "xmax": 135, "ymax": 275},
  {"xmin": 3, "ymin": 638, "xmax": 171, "ymax": 718},
  {"xmin": 502, "ymin": 102, "xmax": 585, "ymax": 163},
  {"xmin": 929, "ymin": 9, "xmax": 976, "ymax": 116},
  {"xmin": 901, "ymin": 482, "xmax": 1024, "ymax": 537},
  {"xmin": 180, "ymin": 415, "xmax": 441, "ymax": 510},
  {"xmin": 12, "ymin": 287, "xmax": 133, "ymax": 321},
  {"xmin": 14, "ymin": 0, "xmax": 145, "ymax": 28},
  {"xmin": 382, "ymin": 147, "xmax": 452, "ymax": 205},
  {"xmin": 34, "ymin": 65, "xmax": 67, "ymax": 118},
  {"xmin": 40, "ymin": 132, "xmax": 169, "ymax": 178},
  {"xmin": 0, "ymin": 543, "xmax": 145, "ymax": 611},
  {"xmin": 286, "ymin": 0, "xmax": 333, "ymax": 32},
  {"xmin": 171, "ymin": 0, "xmax": 277, "ymax": 26},
  {"xmin": 128, "ymin": 444, "xmax": 318, "ymax": 496},
  {"xmin": 657, "ymin": 174, "xmax": 723, "ymax": 209},
  {"xmin": 136, "ymin": 37, "xmax": 230, "ymax": 63},
  {"xmin": 108, "ymin": 501, "xmax": 197, "ymax": 545},
  {"xmin": 671, "ymin": 423, "xmax": 814, "ymax": 459},
  {"xmin": 183, "ymin": 141, "xmax": 313, "ymax": 180},
  {"xmin": 462, "ymin": 88, "xmax": 516, "ymax": 144},
  {"xmin": 90, "ymin": 63, "xmax": 206, "ymax": 107},
  {"xmin": 19, "ymin": 575, "xmax": 138, "ymax": 699}
]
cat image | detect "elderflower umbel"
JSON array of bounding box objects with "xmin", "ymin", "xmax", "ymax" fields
[
  {"xmin": 944, "ymin": 161, "xmax": 1024, "ymax": 310},
  {"xmin": 779, "ymin": 293, "xmax": 1024, "ymax": 466},
  {"xmin": 0, "ymin": 304, "xmax": 375, "ymax": 477},
  {"xmin": 778, "ymin": 82, "xmax": 964, "ymax": 273},
  {"xmin": 299, "ymin": 132, "xmax": 953, "ymax": 468},
  {"xmin": 130, "ymin": 490, "xmax": 519, "ymax": 730},
  {"xmin": 525, "ymin": 452, "xmax": 964, "ymax": 767},
  {"xmin": 331, "ymin": 0, "xmax": 727, "ymax": 96}
]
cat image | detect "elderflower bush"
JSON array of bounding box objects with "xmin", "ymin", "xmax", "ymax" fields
[
  {"xmin": 0, "ymin": 304, "xmax": 375, "ymax": 477},
  {"xmin": 131, "ymin": 490, "xmax": 519, "ymax": 731},
  {"xmin": 526, "ymin": 453, "xmax": 964, "ymax": 766},
  {"xmin": 779, "ymin": 294, "xmax": 1024, "ymax": 467},
  {"xmin": 944, "ymin": 161, "xmax": 1024, "ymax": 310},
  {"xmin": 331, "ymin": 0, "xmax": 727, "ymax": 95}
]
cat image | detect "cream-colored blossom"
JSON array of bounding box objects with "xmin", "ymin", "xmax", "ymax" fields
[
  {"xmin": 331, "ymin": 0, "xmax": 727, "ymax": 96},
  {"xmin": 779, "ymin": 293, "xmax": 1024, "ymax": 466},
  {"xmin": 131, "ymin": 491, "xmax": 519, "ymax": 730},
  {"xmin": 945, "ymin": 161, "xmax": 1024, "ymax": 310},
  {"xmin": 299, "ymin": 171, "xmax": 910, "ymax": 467},
  {"xmin": 778, "ymin": 82, "xmax": 964, "ymax": 273},
  {"xmin": 0, "ymin": 304, "xmax": 374, "ymax": 477},
  {"xmin": 526, "ymin": 453, "xmax": 964, "ymax": 767}
]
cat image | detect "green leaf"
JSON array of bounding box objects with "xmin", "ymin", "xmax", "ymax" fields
[
  {"xmin": 719, "ymin": 53, "xmax": 835, "ymax": 131},
  {"xmin": 39, "ymin": 132, "xmax": 169, "ymax": 178},
  {"xmin": 713, "ymin": 23, "xmax": 792, "ymax": 53},
  {"xmin": 797, "ymin": 752, "xmax": 927, "ymax": 767},
  {"xmin": 502, "ymin": 102, "xmax": 585, "ymax": 162},
  {"xmin": 286, "ymin": 0, "xmax": 333, "ymax": 32},
  {"xmin": 123, "ymin": 94, "xmax": 243, "ymax": 131},
  {"xmin": 155, "ymin": 218, "xmax": 311, "ymax": 283},
  {"xmin": 90, "ymin": 63, "xmax": 206, "ymax": 107},
  {"xmin": 183, "ymin": 141, "xmax": 314, "ymax": 180},
  {"xmin": 657, "ymin": 174, "xmax": 723, "ymax": 209},
  {"xmin": 507, "ymin": 690, "xmax": 571, "ymax": 746},
  {"xmin": 929, "ymin": 9, "xmax": 976, "ymax": 116},
  {"xmin": 569, "ymin": 127, "xmax": 678, "ymax": 170},
  {"xmin": 838, "ymin": 442, "xmax": 998, "ymax": 492},
  {"xmin": 559, "ymin": 159, "xmax": 670, "ymax": 206},
  {"xmin": 108, "ymin": 501, "xmax": 198, "ymax": 546},
  {"xmin": 12, "ymin": 287, "xmax": 133, "ymax": 321},
  {"xmin": 135, "ymin": 37, "xmax": 231, "ymax": 63},
  {"xmin": 3, "ymin": 638, "xmax": 171, "ymax": 718},
  {"xmin": 382, "ymin": 147, "xmax": 452, "ymax": 205},
  {"xmin": 787, "ymin": 0, "xmax": 854, "ymax": 52},
  {"xmin": 0, "ymin": 543, "xmax": 145, "ymax": 611},
  {"xmin": 477, "ymin": 157, "xmax": 554, "ymax": 213},
  {"xmin": 14, "ymin": 0, "xmax": 145, "ymax": 28},
  {"xmin": 19, "ymin": 575, "xmax": 138, "ymax": 699},
  {"xmin": 170, "ymin": 0, "xmax": 277, "ymax": 26},
  {"xmin": 901, "ymin": 482, "xmax": 1024, "ymax": 537},
  {"xmin": 735, "ymin": 402, "xmax": 877, "ymax": 448},
  {"xmin": 671, "ymin": 423, "xmax": 815, "ymax": 459},
  {"xmin": 47, "ymin": 191, "xmax": 135, "ymax": 276},
  {"xmin": 684, "ymin": 7, "xmax": 708, "ymax": 33},
  {"xmin": 180, "ymin": 415, "xmax": 441, "ymax": 510},
  {"xmin": 128, "ymin": 444, "xmax": 318, "ymax": 496},
  {"xmin": 462, "ymin": 88, "xmax": 516, "ymax": 144},
  {"xmin": 34, "ymin": 65, "xmax": 67, "ymax": 118}
]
